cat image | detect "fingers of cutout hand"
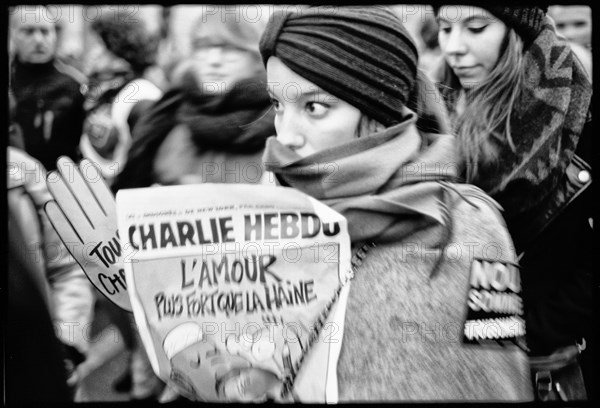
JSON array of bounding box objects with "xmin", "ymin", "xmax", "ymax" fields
[
  {"xmin": 45, "ymin": 200, "xmax": 84, "ymax": 246},
  {"xmin": 80, "ymin": 158, "xmax": 117, "ymax": 221},
  {"xmin": 46, "ymin": 168, "xmax": 96, "ymax": 239},
  {"xmin": 45, "ymin": 200, "xmax": 96, "ymax": 273},
  {"xmin": 57, "ymin": 156, "xmax": 107, "ymax": 228}
]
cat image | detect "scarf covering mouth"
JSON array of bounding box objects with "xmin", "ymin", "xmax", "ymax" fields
[
  {"xmin": 263, "ymin": 109, "xmax": 459, "ymax": 243},
  {"xmin": 474, "ymin": 17, "xmax": 592, "ymax": 221}
]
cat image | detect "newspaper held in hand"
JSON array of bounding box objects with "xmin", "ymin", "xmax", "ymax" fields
[
  {"xmin": 116, "ymin": 184, "xmax": 352, "ymax": 402},
  {"xmin": 44, "ymin": 156, "xmax": 132, "ymax": 311}
]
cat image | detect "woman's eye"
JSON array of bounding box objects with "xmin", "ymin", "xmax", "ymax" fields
[
  {"xmin": 270, "ymin": 98, "xmax": 282, "ymax": 112},
  {"xmin": 306, "ymin": 102, "xmax": 329, "ymax": 116},
  {"xmin": 222, "ymin": 44, "xmax": 239, "ymax": 52},
  {"xmin": 191, "ymin": 38, "xmax": 209, "ymax": 50},
  {"xmin": 439, "ymin": 26, "xmax": 451, "ymax": 34},
  {"xmin": 468, "ymin": 26, "xmax": 486, "ymax": 34}
]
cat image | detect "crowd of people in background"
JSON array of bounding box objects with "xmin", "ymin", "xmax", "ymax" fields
[{"xmin": 7, "ymin": 4, "xmax": 594, "ymax": 404}]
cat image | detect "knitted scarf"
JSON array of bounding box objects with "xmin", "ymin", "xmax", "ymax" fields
[
  {"xmin": 469, "ymin": 18, "xmax": 592, "ymax": 222},
  {"xmin": 177, "ymin": 80, "xmax": 273, "ymax": 153},
  {"xmin": 263, "ymin": 109, "xmax": 458, "ymax": 244},
  {"xmin": 113, "ymin": 76, "xmax": 274, "ymax": 190}
]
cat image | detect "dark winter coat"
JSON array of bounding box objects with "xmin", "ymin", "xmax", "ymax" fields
[{"xmin": 11, "ymin": 58, "xmax": 86, "ymax": 171}]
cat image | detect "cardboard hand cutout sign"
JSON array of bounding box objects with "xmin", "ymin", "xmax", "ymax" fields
[{"xmin": 44, "ymin": 156, "xmax": 132, "ymax": 311}]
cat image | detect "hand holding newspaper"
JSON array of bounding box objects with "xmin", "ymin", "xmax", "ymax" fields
[{"xmin": 44, "ymin": 157, "xmax": 132, "ymax": 311}]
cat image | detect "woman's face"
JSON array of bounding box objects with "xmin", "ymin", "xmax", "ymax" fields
[
  {"xmin": 266, "ymin": 57, "xmax": 362, "ymax": 158},
  {"xmin": 191, "ymin": 37, "xmax": 260, "ymax": 94},
  {"xmin": 437, "ymin": 6, "xmax": 508, "ymax": 88}
]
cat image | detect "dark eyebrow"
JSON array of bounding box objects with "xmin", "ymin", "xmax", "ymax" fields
[
  {"xmin": 266, "ymin": 88, "xmax": 323, "ymax": 99},
  {"xmin": 437, "ymin": 15, "xmax": 491, "ymax": 24},
  {"xmin": 300, "ymin": 90, "xmax": 322, "ymax": 98}
]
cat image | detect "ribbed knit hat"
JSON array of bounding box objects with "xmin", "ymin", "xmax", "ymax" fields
[
  {"xmin": 434, "ymin": 5, "xmax": 548, "ymax": 45},
  {"xmin": 191, "ymin": 7, "xmax": 267, "ymax": 57},
  {"xmin": 259, "ymin": 6, "xmax": 418, "ymax": 127}
]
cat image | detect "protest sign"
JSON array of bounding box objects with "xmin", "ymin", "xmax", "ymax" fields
[
  {"xmin": 463, "ymin": 259, "xmax": 526, "ymax": 348},
  {"xmin": 116, "ymin": 183, "xmax": 352, "ymax": 402},
  {"xmin": 45, "ymin": 157, "xmax": 132, "ymax": 311}
]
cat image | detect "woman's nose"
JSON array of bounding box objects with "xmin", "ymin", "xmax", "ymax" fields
[
  {"xmin": 204, "ymin": 47, "xmax": 224, "ymax": 66},
  {"xmin": 560, "ymin": 25, "xmax": 579, "ymax": 42},
  {"xmin": 443, "ymin": 29, "xmax": 468, "ymax": 56},
  {"xmin": 275, "ymin": 112, "xmax": 306, "ymax": 150}
]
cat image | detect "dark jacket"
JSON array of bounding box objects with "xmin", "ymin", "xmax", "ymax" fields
[
  {"xmin": 11, "ymin": 58, "xmax": 86, "ymax": 170},
  {"xmin": 437, "ymin": 42, "xmax": 593, "ymax": 359},
  {"xmin": 516, "ymin": 115, "xmax": 594, "ymax": 356},
  {"xmin": 113, "ymin": 76, "xmax": 274, "ymax": 191},
  {"xmin": 6, "ymin": 186, "xmax": 71, "ymax": 402}
]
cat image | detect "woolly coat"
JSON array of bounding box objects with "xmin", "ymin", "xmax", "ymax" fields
[{"xmin": 337, "ymin": 183, "xmax": 533, "ymax": 401}]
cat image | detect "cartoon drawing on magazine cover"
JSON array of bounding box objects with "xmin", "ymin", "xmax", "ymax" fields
[{"xmin": 163, "ymin": 322, "xmax": 303, "ymax": 401}]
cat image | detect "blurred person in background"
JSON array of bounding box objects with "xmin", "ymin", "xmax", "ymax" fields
[
  {"xmin": 76, "ymin": 11, "xmax": 166, "ymax": 402},
  {"xmin": 418, "ymin": 8, "xmax": 444, "ymax": 81},
  {"xmin": 112, "ymin": 7, "xmax": 274, "ymax": 400},
  {"xmin": 435, "ymin": 5, "xmax": 593, "ymax": 401},
  {"xmin": 548, "ymin": 5, "xmax": 592, "ymax": 81},
  {"xmin": 392, "ymin": 5, "xmax": 443, "ymax": 83},
  {"xmin": 548, "ymin": 5, "xmax": 591, "ymax": 49},
  {"xmin": 79, "ymin": 12, "xmax": 163, "ymax": 186},
  {"xmin": 9, "ymin": 5, "xmax": 87, "ymax": 171},
  {"xmin": 113, "ymin": 5, "xmax": 274, "ymax": 190},
  {"xmin": 7, "ymin": 186, "xmax": 72, "ymax": 403},
  {"xmin": 8, "ymin": 91, "xmax": 95, "ymax": 398}
]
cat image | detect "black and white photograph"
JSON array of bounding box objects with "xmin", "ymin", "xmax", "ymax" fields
[{"xmin": 5, "ymin": 2, "xmax": 595, "ymax": 404}]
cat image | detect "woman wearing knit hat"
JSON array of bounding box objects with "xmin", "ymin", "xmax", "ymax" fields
[
  {"xmin": 113, "ymin": 7, "xmax": 274, "ymax": 190},
  {"xmin": 435, "ymin": 5, "xmax": 593, "ymax": 402},
  {"xmin": 259, "ymin": 5, "xmax": 532, "ymax": 401},
  {"xmin": 108, "ymin": 9, "xmax": 274, "ymax": 401}
]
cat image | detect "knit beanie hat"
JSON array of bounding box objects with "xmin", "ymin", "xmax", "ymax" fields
[
  {"xmin": 434, "ymin": 5, "xmax": 548, "ymax": 45},
  {"xmin": 259, "ymin": 6, "xmax": 418, "ymax": 127},
  {"xmin": 191, "ymin": 7, "xmax": 267, "ymax": 57}
]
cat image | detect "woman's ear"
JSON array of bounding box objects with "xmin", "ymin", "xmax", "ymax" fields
[
  {"xmin": 356, "ymin": 116, "xmax": 385, "ymax": 138},
  {"xmin": 370, "ymin": 120, "xmax": 386, "ymax": 134}
]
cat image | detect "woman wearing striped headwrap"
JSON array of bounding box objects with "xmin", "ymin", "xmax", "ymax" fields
[{"xmin": 257, "ymin": 5, "xmax": 533, "ymax": 402}]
